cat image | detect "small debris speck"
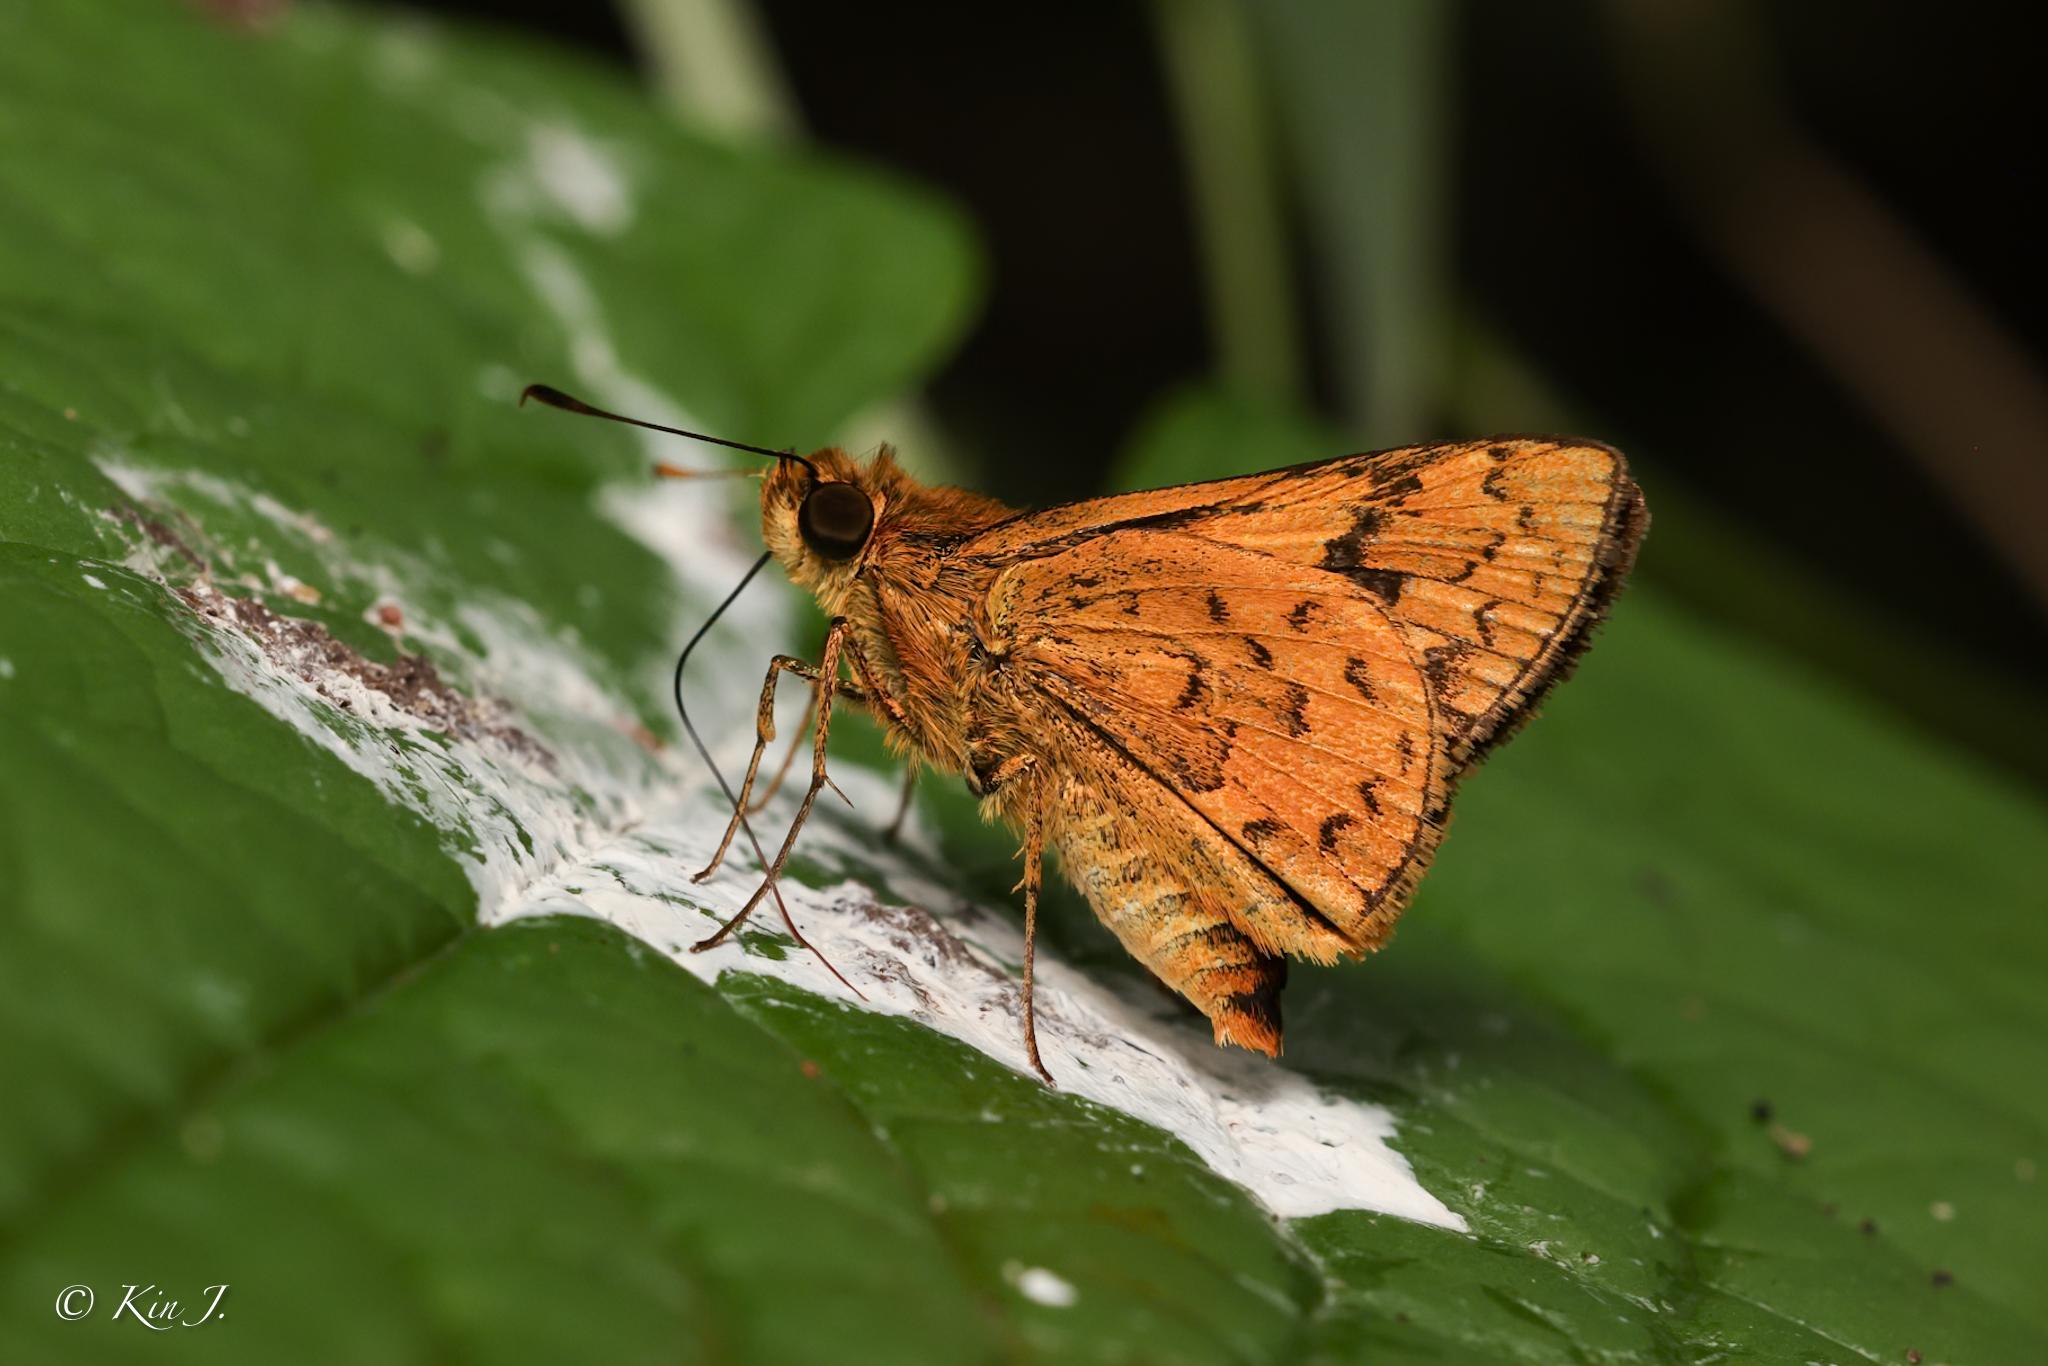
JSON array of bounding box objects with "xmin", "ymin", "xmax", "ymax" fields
[
  {"xmin": 1929, "ymin": 1201, "xmax": 1955, "ymax": 1222},
  {"xmin": 1749, "ymin": 1099, "xmax": 1773, "ymax": 1124},
  {"xmin": 1906, "ymin": 1350, "xmax": 1922, "ymax": 1364},
  {"xmin": 1767, "ymin": 1123, "xmax": 1812, "ymax": 1161},
  {"xmin": 1003, "ymin": 1262, "xmax": 1077, "ymax": 1308},
  {"xmin": 800, "ymin": 1059, "xmax": 821, "ymax": 1079},
  {"xmin": 2018, "ymin": 1158, "xmax": 2038, "ymax": 1183},
  {"xmin": 1860, "ymin": 1218, "xmax": 1880, "ymax": 1236},
  {"xmin": 1931, "ymin": 1269, "xmax": 1953, "ymax": 1288}
]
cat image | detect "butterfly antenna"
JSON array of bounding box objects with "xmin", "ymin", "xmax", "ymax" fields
[
  {"xmin": 653, "ymin": 461, "xmax": 761, "ymax": 482},
  {"xmin": 671, "ymin": 552, "xmax": 864, "ymax": 1000},
  {"xmin": 521, "ymin": 383, "xmax": 818, "ymax": 477}
]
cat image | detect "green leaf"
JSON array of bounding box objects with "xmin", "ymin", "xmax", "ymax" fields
[{"xmin": 3, "ymin": 5, "xmax": 2044, "ymax": 1365}]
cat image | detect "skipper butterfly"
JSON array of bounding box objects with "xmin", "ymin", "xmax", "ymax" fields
[{"xmin": 525, "ymin": 386, "xmax": 1647, "ymax": 1084}]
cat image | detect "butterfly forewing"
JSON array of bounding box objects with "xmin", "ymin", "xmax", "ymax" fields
[
  {"xmin": 970, "ymin": 436, "xmax": 1645, "ymax": 772},
  {"xmin": 1167, "ymin": 438, "xmax": 1645, "ymax": 769}
]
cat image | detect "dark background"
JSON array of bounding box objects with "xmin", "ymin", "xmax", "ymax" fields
[{"xmin": 398, "ymin": 1, "xmax": 2044, "ymax": 770}]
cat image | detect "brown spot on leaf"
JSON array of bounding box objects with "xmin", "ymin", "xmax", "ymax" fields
[
  {"xmin": 111, "ymin": 504, "xmax": 207, "ymax": 573},
  {"xmin": 176, "ymin": 584, "xmax": 545, "ymax": 761}
]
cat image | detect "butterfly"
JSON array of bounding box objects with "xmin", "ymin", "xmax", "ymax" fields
[{"xmin": 525, "ymin": 386, "xmax": 1648, "ymax": 1084}]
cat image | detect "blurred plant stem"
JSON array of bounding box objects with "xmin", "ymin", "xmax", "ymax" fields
[
  {"xmin": 1257, "ymin": 0, "xmax": 1451, "ymax": 445},
  {"xmin": 1602, "ymin": 0, "xmax": 2048, "ymax": 617},
  {"xmin": 617, "ymin": 0, "xmax": 797, "ymax": 141},
  {"xmin": 1150, "ymin": 0, "xmax": 1304, "ymax": 402},
  {"xmin": 614, "ymin": 0, "xmax": 963, "ymax": 480}
]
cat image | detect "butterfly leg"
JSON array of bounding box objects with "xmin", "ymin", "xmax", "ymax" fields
[
  {"xmin": 1016, "ymin": 779, "xmax": 1055, "ymax": 1087},
  {"xmin": 735, "ymin": 629, "xmax": 920, "ymax": 838},
  {"xmin": 880, "ymin": 760, "xmax": 918, "ymax": 844},
  {"xmin": 744, "ymin": 679, "xmax": 817, "ymax": 815},
  {"xmin": 975, "ymin": 751, "xmax": 1055, "ymax": 1085},
  {"xmin": 695, "ymin": 650, "xmax": 864, "ymax": 883},
  {"xmin": 695, "ymin": 620, "xmax": 856, "ymax": 954}
]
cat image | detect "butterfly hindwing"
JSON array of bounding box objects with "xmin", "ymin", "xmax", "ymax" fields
[
  {"xmin": 1035, "ymin": 713, "xmax": 1294, "ymax": 1054},
  {"xmin": 987, "ymin": 530, "xmax": 1448, "ymax": 961}
]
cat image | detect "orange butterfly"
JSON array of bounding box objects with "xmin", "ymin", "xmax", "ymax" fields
[{"xmin": 527, "ymin": 387, "xmax": 1647, "ymax": 1084}]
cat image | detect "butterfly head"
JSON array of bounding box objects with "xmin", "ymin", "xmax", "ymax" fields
[{"xmin": 760, "ymin": 446, "xmax": 891, "ymax": 600}]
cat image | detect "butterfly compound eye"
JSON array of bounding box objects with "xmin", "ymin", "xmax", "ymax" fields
[{"xmin": 797, "ymin": 481, "xmax": 875, "ymax": 562}]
